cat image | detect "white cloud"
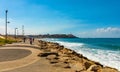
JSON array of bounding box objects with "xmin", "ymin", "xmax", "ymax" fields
[
  {"xmin": 78, "ymin": 27, "xmax": 120, "ymax": 38},
  {"xmin": 96, "ymin": 27, "xmax": 120, "ymax": 33}
]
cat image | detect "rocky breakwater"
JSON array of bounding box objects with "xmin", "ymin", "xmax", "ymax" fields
[{"xmin": 38, "ymin": 40, "xmax": 119, "ymax": 72}]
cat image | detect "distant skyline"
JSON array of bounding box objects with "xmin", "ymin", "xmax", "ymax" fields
[{"xmin": 0, "ymin": 0, "xmax": 120, "ymax": 38}]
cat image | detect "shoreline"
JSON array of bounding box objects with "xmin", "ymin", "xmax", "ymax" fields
[{"xmin": 38, "ymin": 40, "xmax": 119, "ymax": 72}]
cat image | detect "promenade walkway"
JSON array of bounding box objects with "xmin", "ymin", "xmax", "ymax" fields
[{"xmin": 0, "ymin": 40, "xmax": 72, "ymax": 72}]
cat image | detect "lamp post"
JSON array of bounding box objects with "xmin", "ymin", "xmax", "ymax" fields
[
  {"xmin": 5, "ymin": 10, "xmax": 10, "ymax": 42},
  {"xmin": 15, "ymin": 28, "xmax": 18, "ymax": 39},
  {"xmin": 22, "ymin": 25, "xmax": 24, "ymax": 36},
  {"xmin": 5, "ymin": 10, "xmax": 8, "ymax": 42}
]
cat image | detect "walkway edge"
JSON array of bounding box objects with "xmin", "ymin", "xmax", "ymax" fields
[{"xmin": 0, "ymin": 44, "xmax": 41, "ymax": 72}]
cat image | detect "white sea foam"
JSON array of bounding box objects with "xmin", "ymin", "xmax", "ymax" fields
[
  {"xmin": 78, "ymin": 48, "xmax": 120, "ymax": 71},
  {"xmin": 42, "ymin": 39, "xmax": 120, "ymax": 71},
  {"xmin": 55, "ymin": 41, "xmax": 84, "ymax": 48},
  {"xmin": 54, "ymin": 41, "xmax": 120, "ymax": 71}
]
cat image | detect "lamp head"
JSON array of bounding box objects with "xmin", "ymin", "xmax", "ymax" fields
[
  {"xmin": 6, "ymin": 10, "xmax": 8, "ymax": 13},
  {"xmin": 7, "ymin": 21, "xmax": 10, "ymax": 23}
]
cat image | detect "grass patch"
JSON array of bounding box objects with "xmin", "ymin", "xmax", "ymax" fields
[{"xmin": 0, "ymin": 38, "xmax": 17, "ymax": 46}]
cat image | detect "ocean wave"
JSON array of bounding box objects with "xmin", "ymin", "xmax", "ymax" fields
[
  {"xmin": 42, "ymin": 38, "xmax": 120, "ymax": 70},
  {"xmin": 77, "ymin": 48, "xmax": 120, "ymax": 71},
  {"xmin": 54, "ymin": 41, "xmax": 120, "ymax": 71},
  {"xmin": 55, "ymin": 41, "xmax": 84, "ymax": 47}
]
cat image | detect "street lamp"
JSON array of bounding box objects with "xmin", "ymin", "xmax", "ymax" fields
[
  {"xmin": 22, "ymin": 25, "xmax": 24, "ymax": 36},
  {"xmin": 15, "ymin": 28, "xmax": 18, "ymax": 39},
  {"xmin": 5, "ymin": 10, "xmax": 10, "ymax": 42}
]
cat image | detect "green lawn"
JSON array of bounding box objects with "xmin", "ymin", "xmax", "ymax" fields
[{"xmin": 0, "ymin": 38, "xmax": 17, "ymax": 46}]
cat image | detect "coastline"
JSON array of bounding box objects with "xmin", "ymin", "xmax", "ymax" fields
[{"xmin": 38, "ymin": 40, "xmax": 119, "ymax": 72}]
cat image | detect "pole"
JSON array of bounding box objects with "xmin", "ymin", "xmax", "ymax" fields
[
  {"xmin": 5, "ymin": 10, "xmax": 8, "ymax": 42},
  {"xmin": 15, "ymin": 28, "xmax": 18, "ymax": 39},
  {"xmin": 17, "ymin": 29, "xmax": 19, "ymax": 35},
  {"xmin": 22, "ymin": 25, "xmax": 24, "ymax": 36}
]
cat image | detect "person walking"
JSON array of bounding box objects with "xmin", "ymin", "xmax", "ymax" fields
[
  {"xmin": 23, "ymin": 37, "xmax": 26, "ymax": 43},
  {"xmin": 29, "ymin": 38, "xmax": 32, "ymax": 45},
  {"xmin": 33, "ymin": 38, "xmax": 34, "ymax": 42}
]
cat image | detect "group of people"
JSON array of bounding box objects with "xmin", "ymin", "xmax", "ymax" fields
[{"xmin": 23, "ymin": 37, "xmax": 34, "ymax": 45}]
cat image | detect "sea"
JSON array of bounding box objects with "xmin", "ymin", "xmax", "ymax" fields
[{"xmin": 40, "ymin": 38, "xmax": 120, "ymax": 70}]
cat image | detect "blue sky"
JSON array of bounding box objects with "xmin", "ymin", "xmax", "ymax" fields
[{"xmin": 0, "ymin": 0, "xmax": 120, "ymax": 37}]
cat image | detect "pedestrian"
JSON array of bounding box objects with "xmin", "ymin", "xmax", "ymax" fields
[
  {"xmin": 23, "ymin": 37, "xmax": 26, "ymax": 43},
  {"xmin": 33, "ymin": 38, "xmax": 34, "ymax": 42},
  {"xmin": 29, "ymin": 38, "xmax": 32, "ymax": 45}
]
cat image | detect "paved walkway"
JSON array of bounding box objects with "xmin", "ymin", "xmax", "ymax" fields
[
  {"xmin": 0, "ymin": 48, "xmax": 31, "ymax": 62},
  {"xmin": 0, "ymin": 40, "xmax": 73, "ymax": 72},
  {"xmin": 0, "ymin": 45, "xmax": 41, "ymax": 72}
]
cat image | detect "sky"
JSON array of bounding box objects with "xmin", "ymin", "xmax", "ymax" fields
[{"xmin": 0, "ymin": 0, "xmax": 120, "ymax": 38}]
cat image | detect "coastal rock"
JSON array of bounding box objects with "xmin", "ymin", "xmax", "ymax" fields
[
  {"xmin": 81, "ymin": 71, "xmax": 94, "ymax": 72},
  {"xmin": 84, "ymin": 61, "xmax": 94, "ymax": 69},
  {"xmin": 38, "ymin": 52, "xmax": 58, "ymax": 57},
  {"xmin": 58, "ymin": 56, "xmax": 70, "ymax": 61},
  {"xmin": 91, "ymin": 65, "xmax": 102, "ymax": 72},
  {"xmin": 37, "ymin": 40, "xmax": 119, "ymax": 72},
  {"xmin": 50, "ymin": 49, "xmax": 59, "ymax": 53},
  {"xmin": 69, "ymin": 62, "xmax": 86, "ymax": 71},
  {"xmin": 46, "ymin": 54, "xmax": 57, "ymax": 60},
  {"xmin": 87, "ymin": 65, "xmax": 102, "ymax": 72},
  {"xmin": 53, "ymin": 43, "xmax": 59, "ymax": 46},
  {"xmin": 50, "ymin": 59, "xmax": 59, "ymax": 64},
  {"xmin": 71, "ymin": 56, "xmax": 83, "ymax": 62},
  {"xmin": 60, "ymin": 48, "xmax": 70, "ymax": 54},
  {"xmin": 97, "ymin": 67, "xmax": 118, "ymax": 72},
  {"xmin": 94, "ymin": 62, "xmax": 103, "ymax": 67}
]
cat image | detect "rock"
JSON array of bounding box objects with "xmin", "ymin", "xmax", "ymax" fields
[
  {"xmin": 81, "ymin": 71, "xmax": 94, "ymax": 72},
  {"xmin": 46, "ymin": 55, "xmax": 57, "ymax": 60},
  {"xmin": 53, "ymin": 43, "xmax": 59, "ymax": 46},
  {"xmin": 71, "ymin": 57, "xmax": 83, "ymax": 62},
  {"xmin": 38, "ymin": 52, "xmax": 58, "ymax": 57},
  {"xmin": 50, "ymin": 59, "xmax": 59, "ymax": 64},
  {"xmin": 60, "ymin": 63, "xmax": 70, "ymax": 68},
  {"xmin": 52, "ymin": 45, "xmax": 59, "ymax": 49},
  {"xmin": 38, "ymin": 40, "xmax": 119, "ymax": 72},
  {"xmin": 43, "ymin": 49, "xmax": 51, "ymax": 52},
  {"xmin": 59, "ymin": 56, "xmax": 70, "ymax": 61},
  {"xmin": 69, "ymin": 62, "xmax": 86, "ymax": 71},
  {"xmin": 91, "ymin": 65, "xmax": 102, "ymax": 72},
  {"xmin": 87, "ymin": 65, "xmax": 102, "ymax": 72},
  {"xmin": 84, "ymin": 61, "xmax": 93, "ymax": 69},
  {"xmin": 97, "ymin": 67, "xmax": 119, "ymax": 72},
  {"xmin": 50, "ymin": 49, "xmax": 58, "ymax": 53},
  {"xmin": 60, "ymin": 48, "xmax": 70, "ymax": 54},
  {"xmin": 94, "ymin": 62, "xmax": 103, "ymax": 67}
]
